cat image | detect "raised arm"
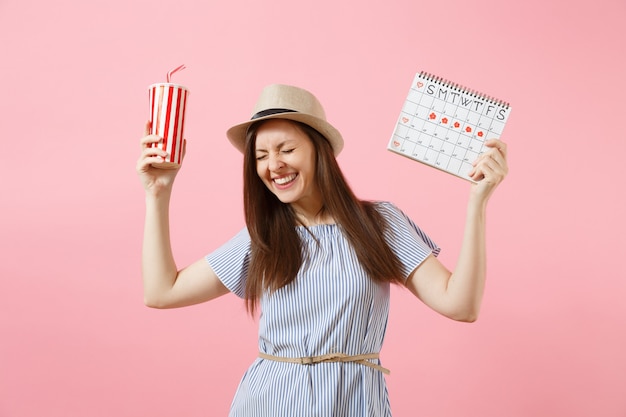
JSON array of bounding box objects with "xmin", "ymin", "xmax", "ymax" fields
[
  {"xmin": 405, "ymin": 139, "xmax": 508, "ymax": 322},
  {"xmin": 137, "ymin": 122, "xmax": 229, "ymax": 309}
]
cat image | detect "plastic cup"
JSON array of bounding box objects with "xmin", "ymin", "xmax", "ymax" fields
[{"xmin": 148, "ymin": 83, "xmax": 189, "ymax": 168}]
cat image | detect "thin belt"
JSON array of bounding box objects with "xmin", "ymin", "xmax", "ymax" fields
[{"xmin": 258, "ymin": 352, "xmax": 390, "ymax": 375}]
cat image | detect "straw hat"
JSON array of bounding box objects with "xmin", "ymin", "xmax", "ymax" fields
[{"xmin": 226, "ymin": 84, "xmax": 344, "ymax": 156}]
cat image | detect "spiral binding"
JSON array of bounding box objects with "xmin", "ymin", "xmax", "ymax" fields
[{"xmin": 419, "ymin": 71, "xmax": 510, "ymax": 109}]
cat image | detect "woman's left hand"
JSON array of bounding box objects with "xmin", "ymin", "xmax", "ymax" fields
[{"xmin": 467, "ymin": 139, "xmax": 508, "ymax": 201}]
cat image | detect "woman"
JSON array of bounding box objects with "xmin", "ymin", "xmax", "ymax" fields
[{"xmin": 137, "ymin": 84, "xmax": 508, "ymax": 416}]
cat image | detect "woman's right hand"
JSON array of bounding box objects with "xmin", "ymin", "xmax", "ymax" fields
[{"xmin": 136, "ymin": 121, "xmax": 186, "ymax": 195}]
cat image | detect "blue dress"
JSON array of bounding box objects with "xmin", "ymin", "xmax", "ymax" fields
[{"xmin": 206, "ymin": 202, "xmax": 439, "ymax": 416}]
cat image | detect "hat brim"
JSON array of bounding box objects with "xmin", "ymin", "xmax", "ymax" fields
[{"xmin": 226, "ymin": 112, "xmax": 344, "ymax": 156}]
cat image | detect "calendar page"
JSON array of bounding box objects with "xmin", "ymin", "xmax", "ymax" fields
[{"xmin": 387, "ymin": 72, "xmax": 512, "ymax": 182}]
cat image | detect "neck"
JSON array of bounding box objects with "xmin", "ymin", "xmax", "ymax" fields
[{"xmin": 293, "ymin": 205, "xmax": 333, "ymax": 226}]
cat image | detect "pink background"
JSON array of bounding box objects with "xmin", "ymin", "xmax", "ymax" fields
[{"xmin": 1, "ymin": 0, "xmax": 625, "ymax": 416}]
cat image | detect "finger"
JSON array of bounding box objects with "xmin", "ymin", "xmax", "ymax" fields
[
  {"xmin": 468, "ymin": 168, "xmax": 484, "ymax": 181},
  {"xmin": 485, "ymin": 139, "xmax": 507, "ymax": 159},
  {"xmin": 468, "ymin": 157, "xmax": 487, "ymax": 179},
  {"xmin": 474, "ymin": 144, "xmax": 507, "ymax": 172},
  {"xmin": 137, "ymin": 142, "xmax": 168, "ymax": 170},
  {"xmin": 484, "ymin": 144, "xmax": 509, "ymax": 175},
  {"xmin": 472, "ymin": 152, "xmax": 486, "ymax": 167},
  {"xmin": 470, "ymin": 162, "xmax": 497, "ymax": 183},
  {"xmin": 472, "ymin": 151, "xmax": 496, "ymax": 167},
  {"xmin": 482, "ymin": 148, "xmax": 506, "ymax": 170},
  {"xmin": 478, "ymin": 156, "xmax": 508, "ymax": 183},
  {"xmin": 141, "ymin": 146, "xmax": 168, "ymax": 158},
  {"xmin": 140, "ymin": 134, "xmax": 163, "ymax": 149},
  {"xmin": 480, "ymin": 154, "xmax": 500, "ymax": 173},
  {"xmin": 136, "ymin": 153, "xmax": 165, "ymax": 173},
  {"xmin": 470, "ymin": 153, "xmax": 503, "ymax": 181},
  {"xmin": 490, "ymin": 152, "xmax": 508, "ymax": 174}
]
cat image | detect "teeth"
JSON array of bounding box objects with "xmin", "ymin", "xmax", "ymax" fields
[{"xmin": 274, "ymin": 174, "xmax": 296, "ymax": 185}]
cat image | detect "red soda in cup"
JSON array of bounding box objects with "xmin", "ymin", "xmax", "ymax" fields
[{"xmin": 148, "ymin": 82, "xmax": 189, "ymax": 169}]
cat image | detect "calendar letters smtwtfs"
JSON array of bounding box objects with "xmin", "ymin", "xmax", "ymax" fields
[{"xmin": 388, "ymin": 72, "xmax": 512, "ymax": 182}]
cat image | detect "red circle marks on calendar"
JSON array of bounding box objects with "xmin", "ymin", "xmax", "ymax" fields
[
  {"xmin": 441, "ymin": 117, "xmax": 449, "ymax": 124},
  {"xmin": 402, "ymin": 117, "xmax": 409, "ymax": 123},
  {"xmin": 477, "ymin": 131, "xmax": 484, "ymax": 137},
  {"xmin": 429, "ymin": 112, "xmax": 437, "ymax": 120},
  {"xmin": 454, "ymin": 121, "xmax": 460, "ymax": 128},
  {"xmin": 417, "ymin": 82, "xmax": 424, "ymax": 88},
  {"xmin": 465, "ymin": 126, "xmax": 472, "ymax": 133},
  {"xmin": 393, "ymin": 140, "xmax": 401, "ymax": 147}
]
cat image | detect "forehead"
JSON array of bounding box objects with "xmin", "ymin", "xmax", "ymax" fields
[{"xmin": 254, "ymin": 119, "xmax": 309, "ymax": 149}]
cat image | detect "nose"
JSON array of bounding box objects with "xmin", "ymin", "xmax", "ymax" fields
[{"xmin": 268, "ymin": 153, "xmax": 284, "ymax": 171}]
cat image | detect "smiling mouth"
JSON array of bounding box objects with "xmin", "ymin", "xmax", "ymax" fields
[{"xmin": 273, "ymin": 173, "xmax": 297, "ymax": 185}]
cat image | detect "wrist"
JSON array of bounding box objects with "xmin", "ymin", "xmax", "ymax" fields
[
  {"xmin": 467, "ymin": 191, "xmax": 489, "ymax": 215},
  {"xmin": 145, "ymin": 186, "xmax": 173, "ymax": 204}
]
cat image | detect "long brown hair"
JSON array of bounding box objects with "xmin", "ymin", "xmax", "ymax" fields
[{"xmin": 243, "ymin": 120, "xmax": 404, "ymax": 314}]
